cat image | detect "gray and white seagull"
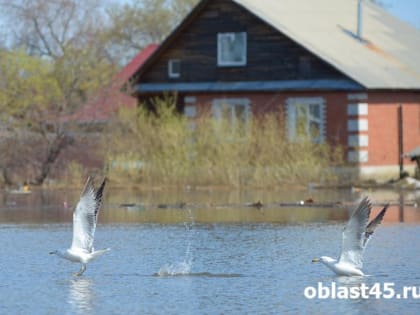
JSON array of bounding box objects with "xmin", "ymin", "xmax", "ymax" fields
[
  {"xmin": 50, "ymin": 177, "xmax": 110, "ymax": 276},
  {"xmin": 312, "ymin": 197, "xmax": 389, "ymax": 276}
]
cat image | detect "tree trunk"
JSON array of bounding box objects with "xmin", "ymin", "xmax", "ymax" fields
[
  {"xmin": 1, "ymin": 167, "xmax": 13, "ymax": 186},
  {"xmin": 33, "ymin": 135, "xmax": 74, "ymax": 185}
]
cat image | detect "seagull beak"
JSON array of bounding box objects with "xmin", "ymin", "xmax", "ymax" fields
[{"xmin": 312, "ymin": 258, "xmax": 320, "ymax": 263}]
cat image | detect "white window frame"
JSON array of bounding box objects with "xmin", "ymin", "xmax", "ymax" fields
[
  {"xmin": 348, "ymin": 150, "xmax": 369, "ymax": 163},
  {"xmin": 347, "ymin": 103, "xmax": 368, "ymax": 116},
  {"xmin": 348, "ymin": 134, "xmax": 369, "ymax": 147},
  {"xmin": 286, "ymin": 97, "xmax": 326, "ymax": 143},
  {"xmin": 184, "ymin": 105, "xmax": 196, "ymax": 118},
  {"xmin": 347, "ymin": 119, "xmax": 368, "ymax": 132},
  {"xmin": 212, "ymin": 98, "xmax": 251, "ymax": 138},
  {"xmin": 168, "ymin": 59, "xmax": 180, "ymax": 78},
  {"xmin": 184, "ymin": 105, "xmax": 197, "ymax": 132},
  {"xmin": 217, "ymin": 32, "xmax": 247, "ymax": 67}
]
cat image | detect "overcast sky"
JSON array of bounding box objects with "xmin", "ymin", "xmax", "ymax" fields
[
  {"xmin": 115, "ymin": 0, "xmax": 420, "ymax": 28},
  {"xmin": 384, "ymin": 0, "xmax": 420, "ymax": 28}
]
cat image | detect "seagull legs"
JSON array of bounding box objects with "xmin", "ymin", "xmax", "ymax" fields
[{"xmin": 74, "ymin": 263, "xmax": 86, "ymax": 276}]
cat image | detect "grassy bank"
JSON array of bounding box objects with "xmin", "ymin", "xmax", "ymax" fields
[{"xmin": 104, "ymin": 100, "xmax": 344, "ymax": 189}]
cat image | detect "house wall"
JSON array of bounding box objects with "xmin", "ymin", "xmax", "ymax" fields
[
  {"xmin": 139, "ymin": 0, "xmax": 350, "ymax": 84},
  {"xmin": 181, "ymin": 91, "xmax": 348, "ymax": 146},
  {"xmin": 179, "ymin": 90, "xmax": 420, "ymax": 178},
  {"xmin": 358, "ymin": 92, "xmax": 420, "ymax": 178},
  {"xmin": 131, "ymin": 0, "xmax": 420, "ymax": 180}
]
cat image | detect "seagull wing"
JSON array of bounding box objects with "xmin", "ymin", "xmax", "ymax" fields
[
  {"xmin": 338, "ymin": 197, "xmax": 372, "ymax": 269},
  {"xmin": 71, "ymin": 177, "xmax": 107, "ymax": 252},
  {"xmin": 363, "ymin": 204, "xmax": 389, "ymax": 247}
]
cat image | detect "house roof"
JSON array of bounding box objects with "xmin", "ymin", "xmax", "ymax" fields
[
  {"xmin": 232, "ymin": 0, "xmax": 420, "ymax": 89},
  {"xmin": 131, "ymin": 0, "xmax": 420, "ymax": 91},
  {"xmin": 75, "ymin": 43, "xmax": 159, "ymax": 123},
  {"xmin": 136, "ymin": 79, "xmax": 361, "ymax": 93},
  {"xmin": 116, "ymin": 43, "xmax": 159, "ymax": 84}
]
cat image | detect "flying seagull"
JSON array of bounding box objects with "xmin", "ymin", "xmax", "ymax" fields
[
  {"xmin": 50, "ymin": 177, "xmax": 110, "ymax": 276},
  {"xmin": 312, "ymin": 197, "xmax": 389, "ymax": 276}
]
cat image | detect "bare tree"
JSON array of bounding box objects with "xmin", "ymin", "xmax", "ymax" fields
[
  {"xmin": 0, "ymin": 0, "xmax": 114, "ymax": 185},
  {"xmin": 104, "ymin": 0, "xmax": 199, "ymax": 65}
]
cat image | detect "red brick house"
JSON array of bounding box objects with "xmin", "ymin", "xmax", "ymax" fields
[
  {"xmin": 55, "ymin": 44, "xmax": 159, "ymax": 173},
  {"xmin": 127, "ymin": 0, "xmax": 420, "ymax": 180},
  {"xmin": 75, "ymin": 43, "xmax": 159, "ymax": 124}
]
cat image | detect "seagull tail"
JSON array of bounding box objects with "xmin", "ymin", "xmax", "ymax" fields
[{"xmin": 90, "ymin": 248, "xmax": 111, "ymax": 260}]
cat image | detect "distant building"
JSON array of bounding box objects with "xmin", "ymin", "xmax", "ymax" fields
[
  {"xmin": 127, "ymin": 0, "xmax": 420, "ymax": 180},
  {"xmin": 56, "ymin": 44, "xmax": 159, "ymax": 173},
  {"xmin": 76, "ymin": 43, "xmax": 159, "ymax": 125}
]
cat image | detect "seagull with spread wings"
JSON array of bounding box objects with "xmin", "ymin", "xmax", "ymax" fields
[
  {"xmin": 50, "ymin": 177, "xmax": 110, "ymax": 276},
  {"xmin": 312, "ymin": 197, "xmax": 389, "ymax": 276}
]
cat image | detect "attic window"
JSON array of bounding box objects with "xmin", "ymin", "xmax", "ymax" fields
[
  {"xmin": 168, "ymin": 59, "xmax": 180, "ymax": 78},
  {"xmin": 217, "ymin": 32, "xmax": 247, "ymax": 66}
]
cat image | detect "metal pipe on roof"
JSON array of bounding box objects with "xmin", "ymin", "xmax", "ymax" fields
[{"xmin": 357, "ymin": 0, "xmax": 363, "ymax": 40}]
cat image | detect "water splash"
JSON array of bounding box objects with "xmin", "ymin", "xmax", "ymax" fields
[
  {"xmin": 157, "ymin": 261, "xmax": 191, "ymax": 276},
  {"xmin": 157, "ymin": 208, "xmax": 195, "ymax": 276}
]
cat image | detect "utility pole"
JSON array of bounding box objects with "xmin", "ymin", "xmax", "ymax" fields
[{"xmin": 398, "ymin": 104, "xmax": 404, "ymax": 179}]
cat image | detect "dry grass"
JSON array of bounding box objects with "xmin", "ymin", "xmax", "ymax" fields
[{"xmin": 105, "ymin": 98, "xmax": 344, "ymax": 188}]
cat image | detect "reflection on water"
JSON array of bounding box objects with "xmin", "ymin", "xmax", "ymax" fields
[
  {"xmin": 0, "ymin": 187, "xmax": 419, "ymax": 224},
  {"xmin": 335, "ymin": 275, "xmax": 366, "ymax": 286},
  {"xmin": 1, "ymin": 221, "xmax": 419, "ymax": 314},
  {"xmin": 68, "ymin": 278, "xmax": 94, "ymax": 315}
]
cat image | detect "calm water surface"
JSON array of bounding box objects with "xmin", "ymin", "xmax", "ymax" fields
[{"xmin": 0, "ymin": 188, "xmax": 419, "ymax": 314}]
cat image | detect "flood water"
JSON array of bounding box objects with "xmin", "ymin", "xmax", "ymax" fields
[{"xmin": 0, "ymin": 187, "xmax": 419, "ymax": 314}]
